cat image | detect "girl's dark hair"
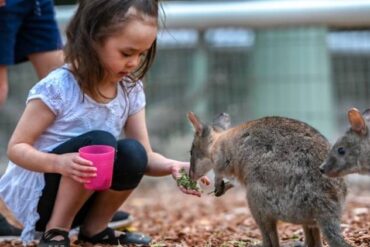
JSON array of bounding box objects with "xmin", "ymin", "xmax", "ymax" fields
[{"xmin": 64, "ymin": 0, "xmax": 159, "ymax": 100}]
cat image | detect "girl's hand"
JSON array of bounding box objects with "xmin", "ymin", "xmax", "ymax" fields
[
  {"xmin": 171, "ymin": 162, "xmax": 210, "ymax": 197},
  {"xmin": 57, "ymin": 153, "xmax": 97, "ymax": 184}
]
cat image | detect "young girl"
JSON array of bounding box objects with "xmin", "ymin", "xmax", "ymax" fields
[{"xmin": 0, "ymin": 0, "xmax": 203, "ymax": 246}]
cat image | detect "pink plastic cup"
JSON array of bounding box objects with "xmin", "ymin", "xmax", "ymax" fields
[{"xmin": 78, "ymin": 145, "xmax": 115, "ymax": 191}]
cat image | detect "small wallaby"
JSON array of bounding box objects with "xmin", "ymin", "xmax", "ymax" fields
[
  {"xmin": 320, "ymin": 107, "xmax": 370, "ymax": 177},
  {"xmin": 187, "ymin": 112, "xmax": 351, "ymax": 247}
]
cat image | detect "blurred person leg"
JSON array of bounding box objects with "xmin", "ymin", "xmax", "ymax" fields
[
  {"xmin": 0, "ymin": 198, "xmax": 22, "ymax": 238},
  {"xmin": 15, "ymin": 0, "xmax": 63, "ymax": 78},
  {"xmin": 0, "ymin": 51, "xmax": 65, "ymax": 107},
  {"xmin": 0, "ymin": 215, "xmax": 22, "ymax": 238},
  {"xmin": 0, "ymin": 0, "xmax": 63, "ymax": 108},
  {"xmin": 0, "ymin": 66, "xmax": 8, "ymax": 106},
  {"xmin": 0, "ymin": 0, "xmax": 19, "ymax": 107},
  {"xmin": 29, "ymin": 50, "xmax": 64, "ymax": 79}
]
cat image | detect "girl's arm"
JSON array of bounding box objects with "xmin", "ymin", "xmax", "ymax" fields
[
  {"xmin": 8, "ymin": 99, "xmax": 59, "ymax": 173},
  {"xmin": 7, "ymin": 99, "xmax": 96, "ymax": 183},
  {"xmin": 124, "ymin": 109, "xmax": 206, "ymax": 196},
  {"xmin": 124, "ymin": 109, "xmax": 178, "ymax": 176}
]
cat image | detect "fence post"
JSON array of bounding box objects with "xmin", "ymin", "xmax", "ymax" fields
[
  {"xmin": 247, "ymin": 27, "xmax": 336, "ymax": 139},
  {"xmin": 189, "ymin": 31, "xmax": 208, "ymax": 118}
]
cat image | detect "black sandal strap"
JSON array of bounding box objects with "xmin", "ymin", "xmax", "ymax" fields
[
  {"xmin": 39, "ymin": 228, "xmax": 70, "ymax": 247},
  {"xmin": 79, "ymin": 227, "xmax": 115, "ymax": 244},
  {"xmin": 78, "ymin": 227, "xmax": 151, "ymax": 245}
]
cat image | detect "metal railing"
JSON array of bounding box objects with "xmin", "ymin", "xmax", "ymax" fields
[{"xmin": 56, "ymin": 0, "xmax": 370, "ymax": 29}]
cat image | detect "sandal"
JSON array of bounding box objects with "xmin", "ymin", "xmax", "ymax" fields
[
  {"xmin": 38, "ymin": 228, "xmax": 70, "ymax": 247},
  {"xmin": 78, "ymin": 227, "xmax": 151, "ymax": 246}
]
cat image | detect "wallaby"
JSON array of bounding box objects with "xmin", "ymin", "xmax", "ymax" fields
[
  {"xmin": 187, "ymin": 112, "xmax": 351, "ymax": 247},
  {"xmin": 320, "ymin": 107, "xmax": 370, "ymax": 177}
]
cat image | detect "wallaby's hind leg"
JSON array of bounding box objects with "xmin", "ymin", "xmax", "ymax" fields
[
  {"xmin": 248, "ymin": 193, "xmax": 280, "ymax": 247},
  {"xmin": 303, "ymin": 225, "xmax": 322, "ymax": 247},
  {"xmin": 259, "ymin": 220, "xmax": 279, "ymax": 247},
  {"xmin": 252, "ymin": 217, "xmax": 279, "ymax": 247},
  {"xmin": 318, "ymin": 219, "xmax": 352, "ymax": 247}
]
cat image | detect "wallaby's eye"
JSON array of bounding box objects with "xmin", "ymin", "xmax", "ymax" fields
[{"xmin": 337, "ymin": 147, "xmax": 346, "ymax": 155}]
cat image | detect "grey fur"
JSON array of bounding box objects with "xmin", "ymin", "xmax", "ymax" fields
[
  {"xmin": 188, "ymin": 112, "xmax": 350, "ymax": 247},
  {"xmin": 320, "ymin": 108, "xmax": 370, "ymax": 177}
]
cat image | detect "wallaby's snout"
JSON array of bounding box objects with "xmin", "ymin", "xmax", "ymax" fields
[
  {"xmin": 188, "ymin": 165, "xmax": 195, "ymax": 180},
  {"xmin": 320, "ymin": 156, "xmax": 342, "ymax": 177},
  {"xmin": 319, "ymin": 159, "xmax": 331, "ymax": 175},
  {"xmin": 319, "ymin": 164, "xmax": 335, "ymax": 176}
]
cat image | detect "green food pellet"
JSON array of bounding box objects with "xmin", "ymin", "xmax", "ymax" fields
[{"xmin": 176, "ymin": 168, "xmax": 200, "ymax": 191}]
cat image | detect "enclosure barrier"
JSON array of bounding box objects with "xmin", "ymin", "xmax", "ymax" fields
[
  {"xmin": 55, "ymin": 0, "xmax": 370, "ymax": 28},
  {"xmin": 1, "ymin": 1, "xmax": 370, "ymax": 168}
]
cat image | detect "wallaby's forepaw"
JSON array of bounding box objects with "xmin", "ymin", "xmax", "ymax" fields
[{"xmin": 214, "ymin": 179, "xmax": 234, "ymax": 197}]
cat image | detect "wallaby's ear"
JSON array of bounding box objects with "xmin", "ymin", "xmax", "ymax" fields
[
  {"xmin": 212, "ymin": 112, "xmax": 231, "ymax": 132},
  {"xmin": 187, "ymin": 112, "xmax": 203, "ymax": 134},
  {"xmin": 362, "ymin": 108, "xmax": 370, "ymax": 122},
  {"xmin": 348, "ymin": 108, "xmax": 367, "ymax": 135}
]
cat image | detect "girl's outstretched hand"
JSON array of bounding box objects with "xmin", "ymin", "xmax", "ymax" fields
[
  {"xmin": 57, "ymin": 153, "xmax": 97, "ymax": 184},
  {"xmin": 171, "ymin": 162, "xmax": 210, "ymax": 197}
]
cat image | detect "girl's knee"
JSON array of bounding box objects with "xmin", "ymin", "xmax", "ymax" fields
[
  {"xmin": 84, "ymin": 130, "xmax": 116, "ymax": 147},
  {"xmin": 51, "ymin": 130, "xmax": 116, "ymax": 154},
  {"xmin": 111, "ymin": 139, "xmax": 148, "ymax": 190},
  {"xmin": 117, "ymin": 139, "xmax": 148, "ymax": 172}
]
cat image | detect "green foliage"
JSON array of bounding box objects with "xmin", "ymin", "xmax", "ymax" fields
[
  {"xmin": 227, "ymin": 240, "xmax": 248, "ymax": 247},
  {"xmin": 176, "ymin": 168, "xmax": 200, "ymax": 191},
  {"xmin": 150, "ymin": 242, "xmax": 167, "ymax": 247}
]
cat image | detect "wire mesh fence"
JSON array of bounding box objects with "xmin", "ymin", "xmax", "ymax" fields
[{"xmin": 1, "ymin": 3, "xmax": 370, "ymax": 170}]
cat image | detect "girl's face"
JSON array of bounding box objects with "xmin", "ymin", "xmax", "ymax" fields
[{"xmin": 96, "ymin": 15, "xmax": 157, "ymax": 84}]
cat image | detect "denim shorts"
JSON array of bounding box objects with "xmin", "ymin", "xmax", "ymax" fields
[{"xmin": 0, "ymin": 0, "xmax": 63, "ymax": 65}]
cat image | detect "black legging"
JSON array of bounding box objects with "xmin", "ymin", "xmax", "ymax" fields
[{"xmin": 35, "ymin": 130, "xmax": 148, "ymax": 231}]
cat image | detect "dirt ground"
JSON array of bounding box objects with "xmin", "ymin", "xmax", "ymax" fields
[{"xmin": 1, "ymin": 177, "xmax": 370, "ymax": 247}]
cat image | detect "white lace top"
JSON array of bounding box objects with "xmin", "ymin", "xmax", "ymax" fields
[{"xmin": 0, "ymin": 66, "xmax": 146, "ymax": 243}]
